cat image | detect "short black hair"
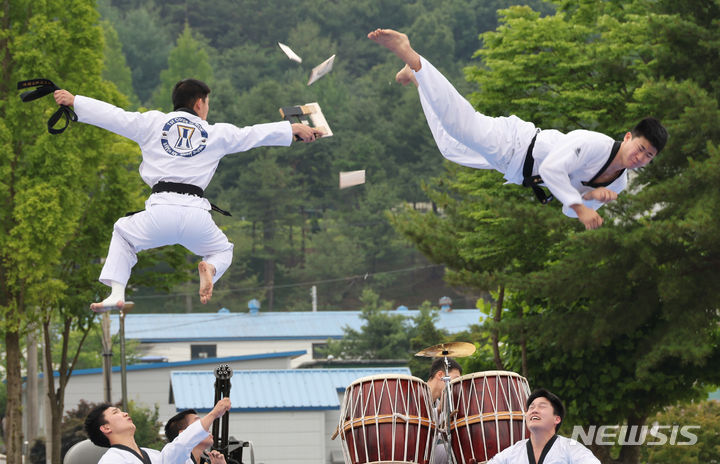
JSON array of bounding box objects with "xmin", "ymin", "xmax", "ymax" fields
[
  {"xmin": 428, "ymin": 357, "xmax": 463, "ymax": 381},
  {"xmin": 164, "ymin": 409, "xmax": 198, "ymax": 442},
  {"xmin": 172, "ymin": 79, "xmax": 211, "ymax": 111},
  {"xmin": 631, "ymin": 117, "xmax": 668, "ymax": 153},
  {"xmin": 85, "ymin": 403, "xmax": 112, "ymax": 448},
  {"xmin": 527, "ymin": 388, "xmax": 565, "ymax": 433}
]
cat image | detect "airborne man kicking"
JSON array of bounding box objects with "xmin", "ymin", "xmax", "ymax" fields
[{"xmin": 368, "ymin": 28, "xmax": 667, "ymax": 230}]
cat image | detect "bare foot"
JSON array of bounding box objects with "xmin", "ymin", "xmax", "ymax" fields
[
  {"xmin": 198, "ymin": 261, "xmax": 216, "ymax": 304},
  {"xmin": 367, "ymin": 28, "xmax": 421, "ymax": 71},
  {"xmin": 395, "ymin": 64, "xmax": 418, "ymax": 87}
]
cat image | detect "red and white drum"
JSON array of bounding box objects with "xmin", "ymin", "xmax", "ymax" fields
[
  {"xmin": 448, "ymin": 371, "xmax": 530, "ymax": 464},
  {"xmin": 339, "ymin": 374, "xmax": 436, "ymax": 464}
]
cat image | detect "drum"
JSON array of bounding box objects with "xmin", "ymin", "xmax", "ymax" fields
[
  {"xmin": 339, "ymin": 374, "xmax": 436, "ymax": 464},
  {"xmin": 448, "ymin": 371, "xmax": 530, "ymax": 464}
]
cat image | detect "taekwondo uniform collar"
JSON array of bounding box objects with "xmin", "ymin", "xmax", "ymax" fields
[
  {"xmin": 175, "ymin": 107, "xmax": 198, "ymax": 116},
  {"xmin": 526, "ymin": 434, "xmax": 559, "ymax": 464},
  {"xmin": 110, "ymin": 444, "xmax": 152, "ymax": 464},
  {"xmin": 582, "ymin": 140, "xmax": 624, "ymax": 188}
]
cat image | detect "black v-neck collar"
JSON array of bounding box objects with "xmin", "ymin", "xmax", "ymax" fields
[
  {"xmin": 527, "ymin": 434, "xmax": 559, "ymax": 464},
  {"xmin": 582, "ymin": 140, "xmax": 623, "ymax": 187},
  {"xmin": 111, "ymin": 444, "xmax": 153, "ymax": 464},
  {"xmin": 175, "ymin": 107, "xmax": 198, "ymax": 116}
]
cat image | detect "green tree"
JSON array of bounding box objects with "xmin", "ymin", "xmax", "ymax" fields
[
  {"xmin": 109, "ymin": 5, "xmax": 173, "ymax": 104},
  {"xmin": 150, "ymin": 23, "xmax": 214, "ymax": 112},
  {"xmin": 1, "ymin": 1, "xmax": 155, "ymax": 461},
  {"xmin": 101, "ymin": 20, "xmax": 140, "ymax": 109},
  {"xmin": 325, "ymin": 289, "xmax": 410, "ymax": 359},
  {"xmin": 390, "ymin": 2, "xmax": 720, "ymax": 464},
  {"xmin": 50, "ymin": 323, "xmax": 140, "ymax": 370},
  {"xmin": 229, "ymin": 151, "xmax": 307, "ymax": 311},
  {"xmin": 639, "ymin": 400, "xmax": 720, "ymax": 463},
  {"xmin": 407, "ymin": 301, "xmax": 448, "ymax": 378}
]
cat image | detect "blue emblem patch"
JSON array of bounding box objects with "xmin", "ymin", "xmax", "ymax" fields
[{"xmin": 160, "ymin": 117, "xmax": 208, "ymax": 157}]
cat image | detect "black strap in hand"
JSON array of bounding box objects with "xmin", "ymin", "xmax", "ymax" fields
[{"xmin": 17, "ymin": 78, "xmax": 78, "ymax": 134}]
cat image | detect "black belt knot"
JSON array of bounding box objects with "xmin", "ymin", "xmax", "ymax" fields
[
  {"xmin": 522, "ymin": 130, "xmax": 554, "ymax": 204},
  {"xmin": 151, "ymin": 181, "xmax": 231, "ymax": 216},
  {"xmin": 17, "ymin": 78, "xmax": 77, "ymax": 134}
]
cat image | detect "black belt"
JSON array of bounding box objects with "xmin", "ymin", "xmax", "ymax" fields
[
  {"xmin": 17, "ymin": 78, "xmax": 77, "ymax": 134},
  {"xmin": 152, "ymin": 181, "xmax": 231, "ymax": 216},
  {"xmin": 522, "ymin": 131, "xmax": 554, "ymax": 204}
]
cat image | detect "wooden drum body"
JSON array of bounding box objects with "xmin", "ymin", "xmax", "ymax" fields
[
  {"xmin": 339, "ymin": 374, "xmax": 436, "ymax": 464},
  {"xmin": 448, "ymin": 371, "xmax": 530, "ymax": 464}
]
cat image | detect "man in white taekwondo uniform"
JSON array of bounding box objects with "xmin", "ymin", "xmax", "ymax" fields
[
  {"xmin": 84, "ymin": 398, "xmax": 232, "ymax": 464},
  {"xmin": 164, "ymin": 409, "xmax": 227, "ymax": 464},
  {"xmin": 54, "ymin": 80, "xmax": 323, "ymax": 312},
  {"xmin": 367, "ymin": 29, "xmax": 668, "ymax": 231},
  {"xmin": 486, "ymin": 389, "xmax": 600, "ymax": 464}
]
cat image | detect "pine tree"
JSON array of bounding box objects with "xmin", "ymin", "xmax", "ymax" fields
[{"xmin": 150, "ymin": 23, "xmax": 213, "ymax": 112}]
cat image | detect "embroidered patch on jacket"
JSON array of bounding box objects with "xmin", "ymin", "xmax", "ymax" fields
[{"xmin": 160, "ymin": 117, "xmax": 208, "ymax": 157}]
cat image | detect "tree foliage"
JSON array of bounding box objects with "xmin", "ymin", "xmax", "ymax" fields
[
  {"xmin": 391, "ymin": 1, "xmax": 720, "ymax": 463},
  {"xmin": 639, "ymin": 400, "xmax": 720, "ymax": 464}
]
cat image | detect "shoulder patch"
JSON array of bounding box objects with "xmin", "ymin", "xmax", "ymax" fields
[{"xmin": 160, "ymin": 116, "xmax": 208, "ymax": 157}]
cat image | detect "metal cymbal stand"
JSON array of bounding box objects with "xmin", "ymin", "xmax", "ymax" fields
[{"xmin": 440, "ymin": 354, "xmax": 457, "ymax": 464}]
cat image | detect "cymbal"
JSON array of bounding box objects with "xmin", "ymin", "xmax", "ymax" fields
[{"xmin": 415, "ymin": 342, "xmax": 476, "ymax": 358}]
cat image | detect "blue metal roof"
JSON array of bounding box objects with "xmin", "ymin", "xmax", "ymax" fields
[
  {"xmin": 171, "ymin": 367, "xmax": 412, "ymax": 411},
  {"xmin": 40, "ymin": 350, "xmax": 306, "ymax": 378},
  {"xmin": 111, "ymin": 309, "xmax": 483, "ymax": 342}
]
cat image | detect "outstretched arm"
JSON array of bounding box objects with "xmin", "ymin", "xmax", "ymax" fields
[
  {"xmin": 54, "ymin": 90, "xmax": 149, "ymax": 142},
  {"xmin": 158, "ymin": 398, "xmax": 232, "ymax": 463},
  {"xmin": 200, "ymin": 397, "xmax": 231, "ymax": 432}
]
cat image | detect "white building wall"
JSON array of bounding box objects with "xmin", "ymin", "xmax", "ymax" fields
[
  {"xmin": 324, "ymin": 404, "xmax": 344, "ymax": 464},
  {"xmin": 226, "ymin": 411, "xmax": 326, "ymax": 464}
]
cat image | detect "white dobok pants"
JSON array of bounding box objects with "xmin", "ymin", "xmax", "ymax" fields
[
  {"xmin": 99, "ymin": 204, "xmax": 234, "ymax": 287},
  {"xmin": 414, "ymin": 56, "xmax": 536, "ymax": 182}
]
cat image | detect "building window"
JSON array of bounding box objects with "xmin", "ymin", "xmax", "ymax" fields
[
  {"xmin": 191, "ymin": 344, "xmax": 217, "ymax": 360},
  {"xmin": 312, "ymin": 343, "xmax": 328, "ymax": 359}
]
